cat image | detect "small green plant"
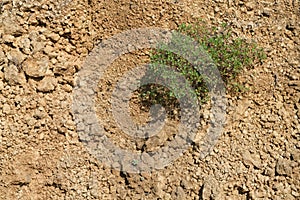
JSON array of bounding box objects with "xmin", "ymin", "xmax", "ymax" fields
[{"xmin": 138, "ymin": 19, "xmax": 266, "ymax": 117}]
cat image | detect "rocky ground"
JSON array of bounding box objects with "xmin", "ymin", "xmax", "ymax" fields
[{"xmin": 0, "ymin": 0, "xmax": 299, "ymax": 199}]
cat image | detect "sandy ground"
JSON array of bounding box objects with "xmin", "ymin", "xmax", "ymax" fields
[{"xmin": 0, "ymin": 0, "xmax": 299, "ymax": 199}]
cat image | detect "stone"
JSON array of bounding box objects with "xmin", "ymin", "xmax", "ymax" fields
[
  {"xmin": 180, "ymin": 179, "xmax": 193, "ymax": 190},
  {"xmin": 175, "ymin": 186, "xmax": 185, "ymax": 199},
  {"xmin": 1, "ymin": 15, "xmax": 23, "ymax": 36},
  {"xmin": 43, "ymin": 45, "xmax": 56, "ymax": 57},
  {"xmin": 249, "ymin": 189, "xmax": 268, "ymax": 199},
  {"xmin": 243, "ymin": 150, "xmax": 262, "ymax": 169},
  {"xmin": 32, "ymin": 40, "xmax": 45, "ymax": 53},
  {"xmin": 2, "ymin": 35, "xmax": 15, "ymax": 44},
  {"xmin": 214, "ymin": 7, "xmax": 220, "ymax": 13},
  {"xmin": 37, "ymin": 76, "xmax": 58, "ymax": 92},
  {"xmin": 45, "ymin": 32, "xmax": 61, "ymax": 42},
  {"xmin": 264, "ymin": 167, "xmax": 275, "ymax": 177},
  {"xmin": 262, "ymin": 8, "xmax": 272, "ymax": 17},
  {"xmin": 201, "ymin": 177, "xmax": 221, "ymax": 199},
  {"xmin": 23, "ymin": 55, "xmax": 49, "ymax": 78},
  {"xmin": 16, "ymin": 36, "xmax": 31, "ymax": 55},
  {"xmin": 27, "ymin": 13, "xmax": 39, "ymax": 25},
  {"xmin": 291, "ymin": 149, "xmax": 300, "ymax": 162},
  {"xmin": 2, "ymin": 103, "xmax": 10, "ymax": 114},
  {"xmin": 245, "ymin": 2, "xmax": 255, "ymax": 11},
  {"xmin": 61, "ymin": 84, "xmax": 73, "ymax": 92},
  {"xmin": 275, "ymin": 158, "xmax": 292, "ymax": 177},
  {"xmin": 288, "ymin": 80, "xmax": 300, "ymax": 87},
  {"xmin": 4, "ymin": 64, "xmax": 27, "ymax": 85},
  {"xmin": 7, "ymin": 49, "xmax": 26, "ymax": 66}
]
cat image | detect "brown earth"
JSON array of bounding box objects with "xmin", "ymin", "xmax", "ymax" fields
[{"xmin": 0, "ymin": 0, "xmax": 299, "ymax": 199}]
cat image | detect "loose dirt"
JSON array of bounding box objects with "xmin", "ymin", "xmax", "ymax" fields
[{"xmin": 0, "ymin": 0, "xmax": 299, "ymax": 199}]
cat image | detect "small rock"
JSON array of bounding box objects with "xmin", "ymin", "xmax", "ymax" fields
[
  {"xmin": 7, "ymin": 49, "xmax": 26, "ymax": 66},
  {"xmin": 264, "ymin": 167, "xmax": 275, "ymax": 177},
  {"xmin": 249, "ymin": 189, "xmax": 268, "ymax": 199},
  {"xmin": 2, "ymin": 35, "xmax": 15, "ymax": 44},
  {"xmin": 4, "ymin": 64, "xmax": 27, "ymax": 85},
  {"xmin": 245, "ymin": 2, "xmax": 255, "ymax": 11},
  {"xmin": 275, "ymin": 158, "xmax": 292, "ymax": 177},
  {"xmin": 243, "ymin": 150, "xmax": 262, "ymax": 169},
  {"xmin": 288, "ymin": 80, "xmax": 300, "ymax": 87},
  {"xmin": 1, "ymin": 16, "xmax": 23, "ymax": 36},
  {"xmin": 61, "ymin": 84, "xmax": 73, "ymax": 92},
  {"xmin": 292, "ymin": 190, "xmax": 300, "ymax": 198},
  {"xmin": 2, "ymin": 103, "xmax": 10, "ymax": 114},
  {"xmin": 262, "ymin": 8, "xmax": 272, "ymax": 17},
  {"xmin": 46, "ymin": 32, "xmax": 60, "ymax": 42},
  {"xmin": 203, "ymin": 109, "xmax": 210, "ymax": 119},
  {"xmin": 27, "ymin": 13, "xmax": 39, "ymax": 25},
  {"xmin": 23, "ymin": 54, "xmax": 49, "ymax": 78},
  {"xmin": 43, "ymin": 45, "xmax": 56, "ymax": 57},
  {"xmin": 26, "ymin": 117, "xmax": 36, "ymax": 126},
  {"xmin": 37, "ymin": 76, "xmax": 58, "ymax": 92},
  {"xmin": 273, "ymin": 182, "xmax": 285, "ymax": 194},
  {"xmin": 180, "ymin": 179, "xmax": 193, "ymax": 190},
  {"xmin": 32, "ymin": 40, "xmax": 45, "ymax": 53},
  {"xmin": 16, "ymin": 36, "xmax": 31, "ymax": 55},
  {"xmin": 175, "ymin": 186, "xmax": 185, "ymax": 199},
  {"xmin": 214, "ymin": 7, "xmax": 220, "ymax": 13},
  {"xmin": 201, "ymin": 177, "xmax": 220, "ymax": 199},
  {"xmin": 291, "ymin": 149, "xmax": 300, "ymax": 162},
  {"xmin": 12, "ymin": 167, "xmax": 33, "ymax": 185},
  {"xmin": 28, "ymin": 31, "xmax": 39, "ymax": 42}
]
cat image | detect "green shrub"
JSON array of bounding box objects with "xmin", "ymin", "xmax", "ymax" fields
[{"xmin": 138, "ymin": 19, "xmax": 266, "ymax": 116}]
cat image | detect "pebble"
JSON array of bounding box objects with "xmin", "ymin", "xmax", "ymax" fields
[
  {"xmin": 43, "ymin": 45, "xmax": 56, "ymax": 57},
  {"xmin": 245, "ymin": 2, "xmax": 255, "ymax": 11},
  {"xmin": 37, "ymin": 76, "xmax": 58, "ymax": 92},
  {"xmin": 243, "ymin": 150, "xmax": 262, "ymax": 169},
  {"xmin": 175, "ymin": 186, "xmax": 185, "ymax": 199},
  {"xmin": 47, "ymin": 33, "xmax": 61, "ymax": 42},
  {"xmin": 16, "ymin": 36, "xmax": 32, "ymax": 55},
  {"xmin": 1, "ymin": 16, "xmax": 23, "ymax": 36},
  {"xmin": 7, "ymin": 49, "xmax": 26, "ymax": 66},
  {"xmin": 2, "ymin": 34, "xmax": 15, "ymax": 44},
  {"xmin": 262, "ymin": 8, "xmax": 272, "ymax": 17},
  {"xmin": 275, "ymin": 158, "xmax": 293, "ymax": 177},
  {"xmin": 23, "ymin": 55, "xmax": 49, "ymax": 78},
  {"xmin": 2, "ymin": 103, "xmax": 10, "ymax": 114},
  {"xmin": 4, "ymin": 64, "xmax": 27, "ymax": 85}
]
